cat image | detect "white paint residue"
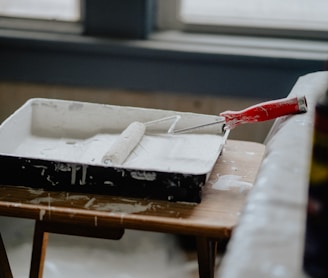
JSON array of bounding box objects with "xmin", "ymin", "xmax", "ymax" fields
[
  {"xmin": 30, "ymin": 196, "xmax": 59, "ymax": 205},
  {"xmin": 84, "ymin": 197, "xmax": 96, "ymax": 209},
  {"xmin": 33, "ymin": 165, "xmax": 48, "ymax": 176},
  {"xmin": 93, "ymin": 202, "xmax": 153, "ymax": 214},
  {"xmin": 212, "ymin": 175, "xmax": 253, "ymax": 192},
  {"xmin": 71, "ymin": 164, "xmax": 77, "ymax": 185},
  {"xmin": 120, "ymin": 198, "xmax": 137, "ymax": 203},
  {"xmin": 46, "ymin": 175, "xmax": 58, "ymax": 186},
  {"xmin": 176, "ymin": 201, "xmax": 198, "ymax": 206},
  {"xmin": 28, "ymin": 188, "xmax": 44, "ymax": 195},
  {"xmin": 104, "ymin": 181, "xmax": 114, "ymax": 186},
  {"xmin": 80, "ymin": 165, "xmax": 88, "ymax": 185},
  {"xmin": 55, "ymin": 163, "xmax": 71, "ymax": 172},
  {"xmin": 66, "ymin": 195, "xmax": 90, "ymax": 201},
  {"xmin": 39, "ymin": 209, "xmax": 46, "ymax": 221},
  {"xmin": 47, "ymin": 193, "xmax": 51, "ymax": 211},
  {"xmin": 131, "ymin": 171, "xmax": 157, "ymax": 181}
]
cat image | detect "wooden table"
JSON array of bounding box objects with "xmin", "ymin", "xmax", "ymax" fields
[{"xmin": 0, "ymin": 140, "xmax": 265, "ymax": 278}]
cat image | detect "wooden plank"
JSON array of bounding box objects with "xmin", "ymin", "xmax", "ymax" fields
[
  {"xmin": 197, "ymin": 236, "xmax": 217, "ymax": 278},
  {"xmin": 0, "ymin": 233, "xmax": 13, "ymax": 278},
  {"xmin": 29, "ymin": 222, "xmax": 48, "ymax": 278}
]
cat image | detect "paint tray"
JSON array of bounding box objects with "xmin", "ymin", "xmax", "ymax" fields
[{"xmin": 0, "ymin": 98, "xmax": 228, "ymax": 203}]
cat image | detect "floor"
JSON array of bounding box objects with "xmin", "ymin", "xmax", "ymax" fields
[{"xmin": 1, "ymin": 216, "xmax": 206, "ymax": 278}]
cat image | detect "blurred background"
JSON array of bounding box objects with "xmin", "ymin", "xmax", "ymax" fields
[
  {"xmin": 0, "ymin": 1, "xmax": 327, "ymax": 277},
  {"xmin": 1, "ymin": 0, "xmax": 327, "ymax": 143}
]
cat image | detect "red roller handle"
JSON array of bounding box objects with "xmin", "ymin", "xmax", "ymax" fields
[{"xmin": 220, "ymin": 96, "xmax": 307, "ymax": 129}]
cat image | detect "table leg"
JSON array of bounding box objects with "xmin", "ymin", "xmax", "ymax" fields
[
  {"xmin": 0, "ymin": 233, "xmax": 13, "ymax": 278},
  {"xmin": 29, "ymin": 221, "xmax": 49, "ymax": 278},
  {"xmin": 29, "ymin": 220, "xmax": 125, "ymax": 278},
  {"xmin": 196, "ymin": 237, "xmax": 217, "ymax": 278}
]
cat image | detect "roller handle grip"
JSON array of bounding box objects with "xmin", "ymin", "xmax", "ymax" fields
[{"xmin": 220, "ymin": 96, "xmax": 307, "ymax": 129}]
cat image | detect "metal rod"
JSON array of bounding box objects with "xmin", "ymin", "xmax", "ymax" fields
[{"xmin": 171, "ymin": 120, "xmax": 225, "ymax": 134}]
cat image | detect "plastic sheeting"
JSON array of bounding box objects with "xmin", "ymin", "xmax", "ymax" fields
[{"xmin": 217, "ymin": 71, "xmax": 328, "ymax": 278}]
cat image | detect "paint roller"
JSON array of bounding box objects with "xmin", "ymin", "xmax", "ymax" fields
[
  {"xmin": 102, "ymin": 116, "xmax": 181, "ymax": 165},
  {"xmin": 102, "ymin": 121, "xmax": 146, "ymax": 165}
]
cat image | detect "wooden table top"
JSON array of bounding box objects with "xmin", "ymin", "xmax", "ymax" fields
[{"xmin": 0, "ymin": 140, "xmax": 265, "ymax": 239}]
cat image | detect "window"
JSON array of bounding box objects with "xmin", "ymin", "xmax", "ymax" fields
[
  {"xmin": 0, "ymin": 0, "xmax": 153, "ymax": 38},
  {"xmin": 158, "ymin": 0, "xmax": 328, "ymax": 39},
  {"xmin": 0, "ymin": 0, "xmax": 326, "ymax": 100},
  {"xmin": 1, "ymin": 0, "xmax": 327, "ymax": 40},
  {"xmin": 0, "ymin": 0, "xmax": 80, "ymax": 22}
]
